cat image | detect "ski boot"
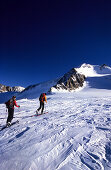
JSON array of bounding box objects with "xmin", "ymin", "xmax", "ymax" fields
[{"xmin": 6, "ymin": 122, "xmax": 11, "ymax": 127}]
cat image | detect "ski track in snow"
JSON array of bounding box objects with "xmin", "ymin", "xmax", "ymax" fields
[{"xmin": 0, "ymin": 92, "xmax": 111, "ymax": 170}]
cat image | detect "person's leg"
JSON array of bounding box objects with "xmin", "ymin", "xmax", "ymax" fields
[
  {"xmin": 41, "ymin": 102, "xmax": 44, "ymax": 114},
  {"xmin": 10, "ymin": 109, "xmax": 14, "ymax": 123},
  {"xmin": 37, "ymin": 102, "xmax": 43, "ymax": 114},
  {"xmin": 6, "ymin": 108, "xmax": 14, "ymax": 124},
  {"xmin": 37, "ymin": 102, "xmax": 42, "ymax": 111}
]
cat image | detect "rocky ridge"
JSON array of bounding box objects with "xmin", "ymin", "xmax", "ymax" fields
[
  {"xmin": 0, "ymin": 84, "xmax": 25, "ymax": 93},
  {"xmin": 50, "ymin": 68, "xmax": 86, "ymax": 92}
]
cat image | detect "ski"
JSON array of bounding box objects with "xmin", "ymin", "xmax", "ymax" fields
[
  {"xmin": 31, "ymin": 112, "xmax": 48, "ymax": 117},
  {"xmin": 0, "ymin": 120, "xmax": 19, "ymax": 131}
]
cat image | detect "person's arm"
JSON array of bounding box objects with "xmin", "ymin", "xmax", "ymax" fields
[
  {"xmin": 14, "ymin": 100, "xmax": 20, "ymax": 107},
  {"xmin": 45, "ymin": 96, "xmax": 47, "ymax": 103}
]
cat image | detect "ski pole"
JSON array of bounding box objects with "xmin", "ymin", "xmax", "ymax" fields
[
  {"xmin": 18, "ymin": 106, "xmax": 20, "ymax": 113},
  {"xmin": 44, "ymin": 104, "xmax": 46, "ymax": 112},
  {"xmin": 45, "ymin": 103, "xmax": 47, "ymax": 113}
]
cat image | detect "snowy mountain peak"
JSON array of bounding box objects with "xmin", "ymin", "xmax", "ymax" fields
[
  {"xmin": 17, "ymin": 68, "xmax": 86, "ymax": 98},
  {"xmin": 0, "ymin": 84, "xmax": 25, "ymax": 93},
  {"xmin": 76, "ymin": 63, "xmax": 111, "ymax": 77},
  {"xmin": 50, "ymin": 68, "xmax": 85, "ymax": 92},
  {"xmin": 0, "ymin": 63, "xmax": 111, "ymax": 103},
  {"xmin": 12, "ymin": 86, "xmax": 25, "ymax": 92}
]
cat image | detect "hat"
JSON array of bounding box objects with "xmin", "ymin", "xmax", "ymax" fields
[{"xmin": 12, "ymin": 96, "xmax": 16, "ymax": 99}]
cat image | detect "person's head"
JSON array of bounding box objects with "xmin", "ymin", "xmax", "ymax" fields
[
  {"xmin": 12, "ymin": 96, "xmax": 16, "ymax": 100},
  {"xmin": 43, "ymin": 93, "xmax": 46, "ymax": 96}
]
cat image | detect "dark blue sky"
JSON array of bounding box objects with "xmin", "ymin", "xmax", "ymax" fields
[{"xmin": 0, "ymin": 0, "xmax": 111, "ymax": 87}]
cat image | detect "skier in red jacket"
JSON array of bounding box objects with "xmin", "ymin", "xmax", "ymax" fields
[{"xmin": 5, "ymin": 96, "xmax": 20, "ymax": 127}]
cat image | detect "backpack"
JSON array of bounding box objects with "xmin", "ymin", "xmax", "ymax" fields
[
  {"xmin": 39, "ymin": 93, "xmax": 45, "ymax": 102},
  {"xmin": 5, "ymin": 99, "xmax": 14, "ymax": 108}
]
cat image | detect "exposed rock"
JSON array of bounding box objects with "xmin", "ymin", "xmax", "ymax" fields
[
  {"xmin": 100, "ymin": 64, "xmax": 109, "ymax": 70},
  {"xmin": 0, "ymin": 84, "xmax": 25, "ymax": 93},
  {"xmin": 6, "ymin": 86, "xmax": 12, "ymax": 92},
  {"xmin": 12, "ymin": 86, "xmax": 25, "ymax": 92},
  {"xmin": 0, "ymin": 84, "xmax": 6, "ymax": 92},
  {"xmin": 50, "ymin": 68, "xmax": 86, "ymax": 92}
]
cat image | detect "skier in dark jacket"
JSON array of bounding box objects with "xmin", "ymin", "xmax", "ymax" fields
[
  {"xmin": 5, "ymin": 96, "xmax": 20, "ymax": 127},
  {"xmin": 36, "ymin": 93, "xmax": 47, "ymax": 115}
]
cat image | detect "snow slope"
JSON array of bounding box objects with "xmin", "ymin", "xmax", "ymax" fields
[
  {"xmin": 0, "ymin": 64, "xmax": 111, "ymax": 170},
  {"xmin": 76, "ymin": 64, "xmax": 111, "ymax": 92},
  {"xmin": 0, "ymin": 79, "xmax": 58, "ymax": 104},
  {"xmin": 76, "ymin": 63, "xmax": 111, "ymax": 77},
  {"xmin": 17, "ymin": 79, "xmax": 58, "ymax": 100}
]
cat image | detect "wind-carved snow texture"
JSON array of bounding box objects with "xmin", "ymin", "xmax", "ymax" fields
[
  {"xmin": 0, "ymin": 64, "xmax": 111, "ymax": 170},
  {"xmin": 0, "ymin": 93, "xmax": 111, "ymax": 170}
]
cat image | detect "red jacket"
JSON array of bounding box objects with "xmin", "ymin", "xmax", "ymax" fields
[
  {"xmin": 5, "ymin": 99, "xmax": 19, "ymax": 109},
  {"xmin": 13, "ymin": 100, "xmax": 19, "ymax": 109}
]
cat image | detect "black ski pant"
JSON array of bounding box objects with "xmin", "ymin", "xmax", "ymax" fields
[
  {"xmin": 37, "ymin": 101, "xmax": 44, "ymax": 114},
  {"xmin": 7, "ymin": 108, "xmax": 14, "ymax": 123}
]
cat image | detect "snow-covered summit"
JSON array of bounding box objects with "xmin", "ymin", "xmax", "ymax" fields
[
  {"xmin": 50, "ymin": 68, "xmax": 85, "ymax": 92},
  {"xmin": 0, "ymin": 64, "xmax": 111, "ymax": 170},
  {"xmin": 76, "ymin": 63, "xmax": 111, "ymax": 77},
  {"xmin": 12, "ymin": 86, "xmax": 25, "ymax": 92},
  {"xmin": 0, "ymin": 84, "xmax": 25, "ymax": 93},
  {"xmin": 75, "ymin": 64, "xmax": 111, "ymax": 92},
  {"xmin": 0, "ymin": 63, "xmax": 111, "ymax": 103}
]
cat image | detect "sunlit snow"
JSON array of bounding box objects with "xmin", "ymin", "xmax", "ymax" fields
[{"xmin": 0, "ymin": 64, "xmax": 111, "ymax": 170}]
